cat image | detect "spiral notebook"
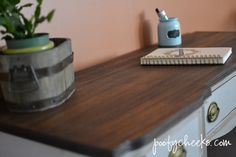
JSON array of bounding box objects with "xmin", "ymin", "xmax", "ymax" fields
[{"xmin": 140, "ymin": 47, "xmax": 232, "ymax": 65}]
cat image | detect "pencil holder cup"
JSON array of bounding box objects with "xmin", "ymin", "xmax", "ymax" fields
[{"xmin": 158, "ymin": 17, "xmax": 182, "ymax": 47}]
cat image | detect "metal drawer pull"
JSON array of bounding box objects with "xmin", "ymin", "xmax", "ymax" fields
[
  {"xmin": 207, "ymin": 102, "xmax": 220, "ymax": 122},
  {"xmin": 169, "ymin": 143, "xmax": 186, "ymax": 157}
]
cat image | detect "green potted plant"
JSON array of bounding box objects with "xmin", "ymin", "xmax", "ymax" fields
[
  {"xmin": 0, "ymin": 0, "xmax": 75, "ymax": 112},
  {"xmin": 0, "ymin": 0, "xmax": 55, "ymax": 54}
]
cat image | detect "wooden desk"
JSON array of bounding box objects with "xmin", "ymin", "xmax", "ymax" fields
[{"xmin": 0, "ymin": 32, "xmax": 235, "ymax": 157}]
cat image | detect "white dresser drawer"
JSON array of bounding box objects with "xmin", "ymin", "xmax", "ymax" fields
[
  {"xmin": 0, "ymin": 132, "xmax": 89, "ymax": 157},
  {"xmin": 122, "ymin": 109, "xmax": 202, "ymax": 157},
  {"xmin": 204, "ymin": 72, "xmax": 236, "ymax": 135}
]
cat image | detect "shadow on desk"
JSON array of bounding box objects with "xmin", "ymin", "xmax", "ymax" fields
[{"xmin": 208, "ymin": 127, "xmax": 236, "ymax": 157}]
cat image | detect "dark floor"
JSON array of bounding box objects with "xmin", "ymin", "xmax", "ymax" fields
[{"xmin": 207, "ymin": 127, "xmax": 236, "ymax": 157}]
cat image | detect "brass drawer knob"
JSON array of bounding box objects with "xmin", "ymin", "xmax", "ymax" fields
[
  {"xmin": 207, "ymin": 102, "xmax": 220, "ymax": 122},
  {"xmin": 169, "ymin": 143, "xmax": 186, "ymax": 157}
]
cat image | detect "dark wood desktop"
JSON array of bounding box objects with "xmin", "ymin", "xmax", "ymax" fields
[{"xmin": 0, "ymin": 32, "xmax": 235, "ymax": 157}]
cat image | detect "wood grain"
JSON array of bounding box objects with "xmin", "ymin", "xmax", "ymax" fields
[{"xmin": 1, "ymin": 32, "xmax": 236, "ymax": 157}]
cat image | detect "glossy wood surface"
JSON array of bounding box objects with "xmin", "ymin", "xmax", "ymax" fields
[{"xmin": 1, "ymin": 32, "xmax": 236, "ymax": 157}]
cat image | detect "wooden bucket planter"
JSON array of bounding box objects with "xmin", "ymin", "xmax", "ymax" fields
[{"xmin": 0, "ymin": 38, "xmax": 75, "ymax": 112}]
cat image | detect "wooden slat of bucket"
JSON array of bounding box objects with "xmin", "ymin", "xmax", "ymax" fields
[{"xmin": 0, "ymin": 38, "xmax": 75, "ymax": 112}]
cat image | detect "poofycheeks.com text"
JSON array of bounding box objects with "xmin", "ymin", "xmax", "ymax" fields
[{"xmin": 152, "ymin": 134, "xmax": 232, "ymax": 155}]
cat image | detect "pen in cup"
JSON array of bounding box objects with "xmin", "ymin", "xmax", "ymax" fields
[{"xmin": 155, "ymin": 8, "xmax": 168, "ymax": 21}]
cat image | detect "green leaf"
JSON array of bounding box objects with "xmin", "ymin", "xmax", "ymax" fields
[
  {"xmin": 46, "ymin": 10, "xmax": 55, "ymax": 22},
  {"xmin": 26, "ymin": 22, "xmax": 33, "ymax": 32},
  {"xmin": 18, "ymin": 3, "xmax": 33, "ymax": 12},
  {"xmin": 0, "ymin": 0, "xmax": 55, "ymax": 38},
  {"xmin": 21, "ymin": 15, "xmax": 33, "ymax": 36},
  {"xmin": 36, "ymin": 0, "xmax": 43, "ymax": 5},
  {"xmin": 10, "ymin": 13, "xmax": 23, "ymax": 27},
  {"xmin": 37, "ymin": 16, "xmax": 46, "ymax": 24},
  {"xmin": 0, "ymin": 1, "xmax": 11, "ymax": 12},
  {"xmin": 22, "ymin": 3, "xmax": 33, "ymax": 7},
  {"xmin": 35, "ymin": 6, "xmax": 41, "ymax": 20},
  {"xmin": 8, "ymin": 0, "xmax": 20, "ymax": 6},
  {"xmin": 2, "ymin": 15, "xmax": 16, "ymax": 34},
  {"xmin": 0, "ymin": 16, "xmax": 4, "ymax": 25}
]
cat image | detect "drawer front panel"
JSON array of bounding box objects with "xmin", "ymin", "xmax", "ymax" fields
[
  {"xmin": 0, "ymin": 132, "xmax": 89, "ymax": 157},
  {"xmin": 204, "ymin": 74, "xmax": 236, "ymax": 134},
  {"xmin": 122, "ymin": 109, "xmax": 202, "ymax": 157}
]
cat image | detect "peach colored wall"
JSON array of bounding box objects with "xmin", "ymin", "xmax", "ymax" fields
[{"xmin": 9, "ymin": 1, "xmax": 236, "ymax": 71}]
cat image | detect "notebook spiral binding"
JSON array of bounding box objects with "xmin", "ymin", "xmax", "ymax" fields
[{"xmin": 140, "ymin": 48, "xmax": 232, "ymax": 65}]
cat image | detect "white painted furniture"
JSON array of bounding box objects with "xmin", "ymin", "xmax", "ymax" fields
[
  {"xmin": 1, "ymin": 71, "xmax": 235, "ymax": 157},
  {"xmin": 0, "ymin": 32, "xmax": 235, "ymax": 157}
]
